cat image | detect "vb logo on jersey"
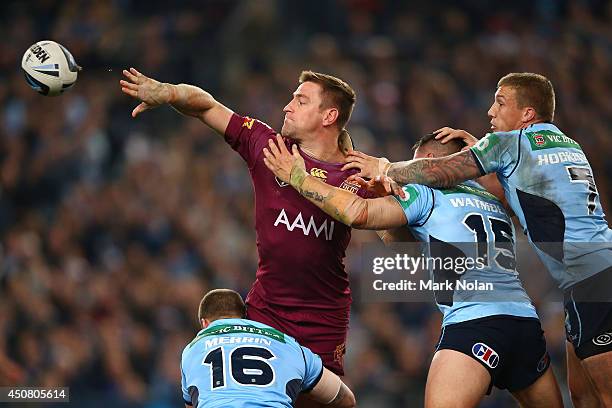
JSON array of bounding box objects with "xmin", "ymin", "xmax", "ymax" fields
[
  {"xmin": 475, "ymin": 138, "xmax": 490, "ymax": 151},
  {"xmin": 472, "ymin": 342, "xmax": 499, "ymax": 368},
  {"xmin": 533, "ymin": 134, "xmax": 546, "ymax": 146}
]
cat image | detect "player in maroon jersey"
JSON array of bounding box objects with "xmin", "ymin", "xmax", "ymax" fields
[{"xmin": 120, "ymin": 69, "xmax": 389, "ymax": 401}]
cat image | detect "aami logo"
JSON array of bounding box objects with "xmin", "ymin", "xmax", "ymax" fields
[
  {"xmin": 274, "ymin": 209, "xmax": 334, "ymax": 240},
  {"xmin": 534, "ymin": 134, "xmax": 546, "ymax": 146},
  {"xmin": 471, "ymin": 342, "xmax": 499, "ymax": 368}
]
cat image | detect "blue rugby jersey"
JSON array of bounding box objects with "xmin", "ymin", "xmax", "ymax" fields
[
  {"xmin": 394, "ymin": 180, "xmax": 538, "ymax": 326},
  {"xmin": 181, "ymin": 318, "xmax": 323, "ymax": 408},
  {"xmin": 470, "ymin": 123, "xmax": 612, "ymax": 290}
]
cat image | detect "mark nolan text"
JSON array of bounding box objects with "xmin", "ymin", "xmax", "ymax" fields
[{"xmin": 373, "ymin": 279, "xmax": 494, "ymax": 291}]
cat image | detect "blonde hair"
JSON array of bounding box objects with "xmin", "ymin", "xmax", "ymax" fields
[{"xmin": 498, "ymin": 73, "xmax": 555, "ymax": 122}]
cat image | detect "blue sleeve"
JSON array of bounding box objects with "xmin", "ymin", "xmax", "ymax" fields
[
  {"xmin": 392, "ymin": 184, "xmax": 434, "ymax": 226},
  {"xmin": 470, "ymin": 132, "xmax": 518, "ymax": 176},
  {"xmin": 300, "ymin": 345, "xmax": 324, "ymax": 391},
  {"xmin": 181, "ymin": 361, "xmax": 192, "ymax": 405}
]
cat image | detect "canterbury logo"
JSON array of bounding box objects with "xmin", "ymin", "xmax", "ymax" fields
[
  {"xmin": 242, "ymin": 117, "xmax": 255, "ymax": 129},
  {"xmin": 310, "ymin": 168, "xmax": 328, "ymax": 179}
]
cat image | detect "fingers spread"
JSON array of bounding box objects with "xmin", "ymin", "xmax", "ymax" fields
[
  {"xmin": 122, "ymin": 69, "xmax": 137, "ymax": 82},
  {"xmin": 268, "ymin": 138, "xmax": 281, "ymax": 157},
  {"xmin": 263, "ymin": 157, "xmax": 273, "ymax": 171},
  {"xmin": 276, "ymin": 134, "xmax": 290, "ymax": 154},
  {"xmin": 120, "ymin": 80, "xmax": 138, "ymax": 91},
  {"xmin": 346, "ymin": 174, "xmax": 359, "ymax": 183},
  {"xmin": 122, "ymin": 87, "xmax": 138, "ymax": 98},
  {"xmin": 434, "ymin": 127, "xmax": 452, "ymax": 139},
  {"xmin": 349, "ymin": 150, "xmax": 367, "ymax": 159},
  {"xmin": 352, "ymin": 177, "xmax": 368, "ymax": 188},
  {"xmin": 132, "ymin": 102, "xmax": 149, "ymax": 117},
  {"xmin": 291, "ymin": 144, "xmax": 300, "ymax": 157}
]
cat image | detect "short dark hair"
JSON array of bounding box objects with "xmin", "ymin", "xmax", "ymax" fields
[
  {"xmin": 497, "ymin": 73, "xmax": 555, "ymax": 122},
  {"xmin": 198, "ymin": 289, "xmax": 246, "ymax": 322},
  {"xmin": 412, "ymin": 132, "xmax": 466, "ymax": 154},
  {"xmin": 299, "ymin": 70, "xmax": 356, "ymax": 130}
]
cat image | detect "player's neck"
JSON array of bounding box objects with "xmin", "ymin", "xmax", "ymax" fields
[
  {"xmin": 299, "ymin": 133, "xmax": 344, "ymax": 163},
  {"xmin": 518, "ymin": 118, "xmax": 547, "ymax": 130}
]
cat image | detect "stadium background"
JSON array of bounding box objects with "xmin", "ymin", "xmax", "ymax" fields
[{"xmin": 1, "ymin": 0, "xmax": 610, "ymax": 406}]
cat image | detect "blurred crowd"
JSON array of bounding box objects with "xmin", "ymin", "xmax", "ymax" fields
[{"xmin": 1, "ymin": 0, "xmax": 610, "ymax": 407}]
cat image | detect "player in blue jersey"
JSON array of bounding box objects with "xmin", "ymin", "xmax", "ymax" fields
[
  {"xmin": 342, "ymin": 72, "xmax": 612, "ymax": 406},
  {"xmin": 262, "ymin": 133, "xmax": 563, "ymax": 407},
  {"xmin": 181, "ymin": 289, "xmax": 355, "ymax": 408}
]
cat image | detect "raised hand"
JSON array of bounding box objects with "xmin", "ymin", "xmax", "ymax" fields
[
  {"xmin": 434, "ymin": 127, "xmax": 478, "ymax": 151},
  {"xmin": 120, "ymin": 67, "xmax": 172, "ymax": 117},
  {"xmin": 341, "ymin": 150, "xmax": 390, "ymax": 179},
  {"xmin": 349, "ymin": 175, "xmax": 406, "ymax": 199},
  {"xmin": 263, "ymin": 134, "xmax": 306, "ymax": 184}
]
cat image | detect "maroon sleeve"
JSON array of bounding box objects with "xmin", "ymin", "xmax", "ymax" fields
[{"xmin": 224, "ymin": 113, "xmax": 277, "ymax": 169}]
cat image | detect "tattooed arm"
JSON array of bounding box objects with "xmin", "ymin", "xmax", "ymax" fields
[
  {"xmin": 261, "ymin": 135, "xmax": 407, "ymax": 229},
  {"xmin": 387, "ymin": 150, "xmax": 483, "ymax": 187},
  {"xmin": 289, "ymin": 166, "xmax": 407, "ymax": 230}
]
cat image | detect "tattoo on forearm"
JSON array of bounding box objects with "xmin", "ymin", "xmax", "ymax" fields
[
  {"xmin": 293, "ymin": 176, "xmax": 360, "ymax": 226},
  {"xmin": 387, "ymin": 151, "xmax": 479, "ymax": 187},
  {"xmin": 300, "ymin": 188, "xmax": 325, "ymax": 203}
]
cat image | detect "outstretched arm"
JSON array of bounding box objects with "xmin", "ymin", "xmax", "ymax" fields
[
  {"xmin": 120, "ymin": 67, "xmax": 233, "ymax": 135},
  {"xmin": 262, "ymin": 135, "xmax": 408, "ymax": 230},
  {"xmin": 387, "ymin": 150, "xmax": 482, "ymax": 187},
  {"xmin": 343, "ymin": 149, "xmax": 483, "ymax": 188}
]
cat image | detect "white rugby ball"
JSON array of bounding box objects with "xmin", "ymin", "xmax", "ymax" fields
[{"xmin": 21, "ymin": 40, "xmax": 81, "ymax": 96}]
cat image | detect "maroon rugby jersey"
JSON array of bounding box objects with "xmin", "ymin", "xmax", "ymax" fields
[{"xmin": 224, "ymin": 113, "xmax": 370, "ymax": 311}]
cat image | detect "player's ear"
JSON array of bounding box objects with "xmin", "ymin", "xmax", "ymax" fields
[
  {"xmin": 201, "ymin": 318, "xmax": 210, "ymax": 329},
  {"xmin": 322, "ymin": 107, "xmax": 339, "ymax": 127},
  {"xmin": 522, "ymin": 107, "xmax": 537, "ymax": 123}
]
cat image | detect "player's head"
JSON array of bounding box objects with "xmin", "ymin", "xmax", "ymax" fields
[
  {"xmin": 412, "ymin": 132, "xmax": 466, "ymax": 159},
  {"xmin": 488, "ymin": 73, "xmax": 555, "ymax": 132},
  {"xmin": 198, "ymin": 289, "xmax": 247, "ymax": 329},
  {"xmin": 282, "ymin": 70, "xmax": 356, "ymax": 141}
]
